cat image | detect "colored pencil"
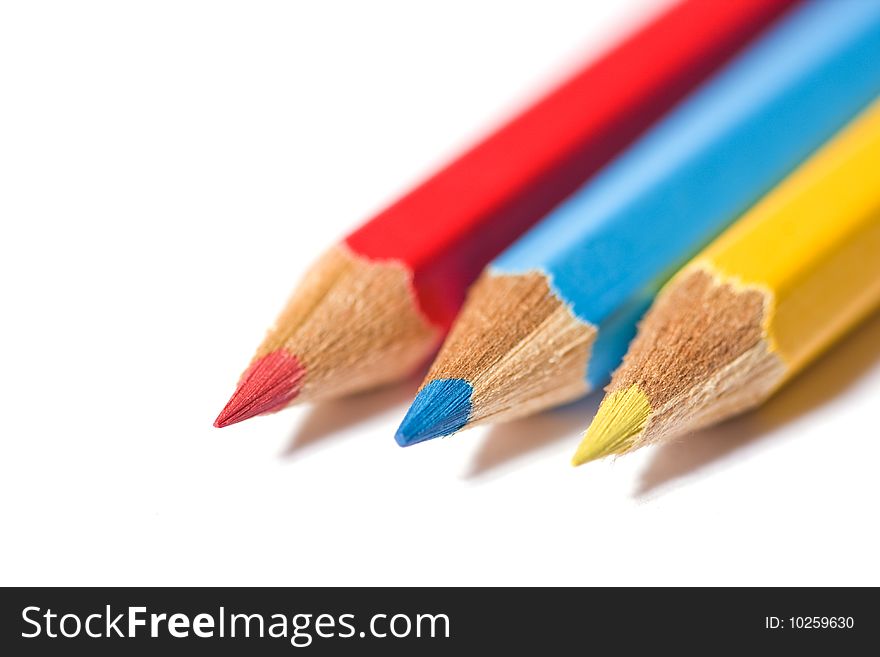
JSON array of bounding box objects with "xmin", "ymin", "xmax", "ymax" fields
[
  {"xmin": 214, "ymin": 0, "xmax": 795, "ymax": 427},
  {"xmin": 573, "ymin": 98, "xmax": 880, "ymax": 465},
  {"xmin": 395, "ymin": 0, "xmax": 880, "ymax": 446}
]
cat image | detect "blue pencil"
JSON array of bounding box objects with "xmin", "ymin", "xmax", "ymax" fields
[{"xmin": 395, "ymin": 0, "xmax": 880, "ymax": 446}]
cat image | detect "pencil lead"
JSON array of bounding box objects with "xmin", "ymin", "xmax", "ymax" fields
[
  {"xmin": 572, "ymin": 385, "xmax": 651, "ymax": 466},
  {"xmin": 214, "ymin": 350, "xmax": 305, "ymax": 428},
  {"xmin": 395, "ymin": 379, "xmax": 473, "ymax": 446}
]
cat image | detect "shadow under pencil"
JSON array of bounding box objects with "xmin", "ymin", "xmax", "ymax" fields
[
  {"xmin": 636, "ymin": 309, "xmax": 880, "ymax": 496},
  {"xmin": 279, "ymin": 377, "xmax": 420, "ymax": 458},
  {"xmin": 463, "ymin": 391, "xmax": 603, "ymax": 480}
]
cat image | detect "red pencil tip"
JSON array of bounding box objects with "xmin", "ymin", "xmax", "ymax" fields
[{"xmin": 214, "ymin": 350, "xmax": 306, "ymax": 428}]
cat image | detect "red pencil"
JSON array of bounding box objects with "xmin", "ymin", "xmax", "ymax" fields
[{"xmin": 215, "ymin": 0, "xmax": 798, "ymax": 428}]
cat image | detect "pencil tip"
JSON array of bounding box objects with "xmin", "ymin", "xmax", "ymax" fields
[
  {"xmin": 395, "ymin": 378, "xmax": 473, "ymax": 446},
  {"xmin": 214, "ymin": 350, "xmax": 305, "ymax": 428},
  {"xmin": 572, "ymin": 385, "xmax": 651, "ymax": 466}
]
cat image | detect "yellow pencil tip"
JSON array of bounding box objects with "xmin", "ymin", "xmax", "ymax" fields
[{"xmin": 572, "ymin": 385, "xmax": 652, "ymax": 466}]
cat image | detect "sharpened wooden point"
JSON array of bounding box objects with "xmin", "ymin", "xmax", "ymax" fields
[
  {"xmin": 402, "ymin": 270, "xmax": 595, "ymax": 440},
  {"xmin": 572, "ymin": 385, "xmax": 651, "ymax": 465}
]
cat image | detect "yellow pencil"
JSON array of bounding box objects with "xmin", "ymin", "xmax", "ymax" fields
[{"xmin": 573, "ymin": 96, "xmax": 880, "ymax": 466}]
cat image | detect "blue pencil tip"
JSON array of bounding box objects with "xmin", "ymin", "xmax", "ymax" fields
[{"xmin": 395, "ymin": 378, "xmax": 473, "ymax": 446}]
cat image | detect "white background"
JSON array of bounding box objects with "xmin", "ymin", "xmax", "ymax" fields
[{"xmin": 2, "ymin": 0, "xmax": 878, "ymax": 586}]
